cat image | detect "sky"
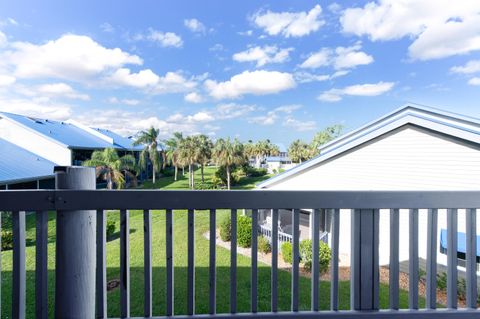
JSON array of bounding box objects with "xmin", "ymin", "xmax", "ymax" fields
[{"xmin": 0, "ymin": 0, "xmax": 479, "ymax": 145}]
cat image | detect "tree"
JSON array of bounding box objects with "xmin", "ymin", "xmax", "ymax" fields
[
  {"xmin": 194, "ymin": 134, "xmax": 213, "ymax": 183},
  {"xmin": 213, "ymin": 138, "xmax": 245, "ymax": 190},
  {"xmin": 177, "ymin": 136, "xmax": 198, "ymax": 189},
  {"xmin": 133, "ymin": 127, "xmax": 161, "ymax": 184},
  {"xmin": 83, "ymin": 148, "xmax": 137, "ymax": 189},
  {"xmin": 309, "ymin": 125, "xmax": 343, "ymax": 157},
  {"xmin": 164, "ymin": 132, "xmax": 183, "ymax": 181},
  {"xmin": 251, "ymin": 140, "xmax": 280, "ymax": 168},
  {"xmin": 288, "ymin": 139, "xmax": 310, "ymax": 163}
]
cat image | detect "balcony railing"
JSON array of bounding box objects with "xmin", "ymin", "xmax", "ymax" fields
[{"xmin": 0, "ymin": 166, "xmax": 479, "ymax": 318}]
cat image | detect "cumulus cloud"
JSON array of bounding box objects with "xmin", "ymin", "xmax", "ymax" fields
[
  {"xmin": 108, "ymin": 68, "xmax": 160, "ymax": 88},
  {"xmin": 318, "ymin": 81, "xmax": 394, "ymax": 102},
  {"xmin": 184, "ymin": 18, "xmax": 206, "ymax": 34},
  {"xmin": 100, "ymin": 22, "xmax": 115, "ymax": 33},
  {"xmin": 108, "ymin": 97, "xmax": 140, "ymax": 106},
  {"xmin": 468, "ymin": 77, "xmax": 480, "ymax": 86},
  {"xmin": 249, "ymin": 104, "xmax": 301, "ymax": 126},
  {"xmin": 283, "ymin": 116, "xmax": 317, "ymax": 131},
  {"xmin": 0, "ymin": 97, "xmax": 72, "ymax": 120},
  {"xmin": 0, "ymin": 30, "xmax": 7, "ymax": 47},
  {"xmin": 184, "ymin": 92, "xmax": 204, "ymax": 103},
  {"xmin": 36, "ymin": 83, "xmax": 90, "ymax": 100},
  {"xmin": 300, "ymin": 43, "xmax": 373, "ymax": 70},
  {"xmin": 295, "ymin": 70, "xmax": 349, "ymax": 83},
  {"xmin": 233, "ymin": 45, "xmax": 293, "ymax": 67},
  {"xmin": 147, "ymin": 29, "xmax": 183, "ymax": 47},
  {"xmin": 340, "ymin": 0, "xmax": 480, "ymax": 60},
  {"xmin": 204, "ymin": 70, "xmax": 296, "ymax": 99},
  {"xmin": 1, "ymin": 34, "xmax": 142, "ymax": 81},
  {"xmin": 252, "ymin": 4, "xmax": 325, "ymax": 38},
  {"xmin": 450, "ymin": 60, "xmax": 480, "ymax": 74},
  {"xmin": 0, "ymin": 74, "xmax": 15, "ymax": 86}
]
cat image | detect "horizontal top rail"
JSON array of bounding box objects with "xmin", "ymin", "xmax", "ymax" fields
[{"xmin": 1, "ymin": 190, "xmax": 480, "ymax": 211}]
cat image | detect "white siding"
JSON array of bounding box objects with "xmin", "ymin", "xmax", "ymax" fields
[
  {"xmin": 0, "ymin": 118, "xmax": 71, "ymax": 166},
  {"xmin": 266, "ymin": 126, "xmax": 480, "ymax": 268}
]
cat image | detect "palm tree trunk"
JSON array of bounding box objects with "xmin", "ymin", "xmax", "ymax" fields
[
  {"xmin": 183, "ymin": 166, "xmax": 185, "ymax": 175},
  {"xmin": 188, "ymin": 164, "xmax": 192, "ymax": 189},
  {"xmin": 152, "ymin": 165, "xmax": 156, "ymax": 184},
  {"xmin": 174, "ymin": 165, "xmax": 178, "ymax": 181},
  {"xmin": 227, "ymin": 165, "xmax": 231, "ymax": 190},
  {"xmin": 201, "ymin": 164, "xmax": 204, "ymax": 183},
  {"xmin": 191, "ymin": 164, "xmax": 195, "ymax": 189}
]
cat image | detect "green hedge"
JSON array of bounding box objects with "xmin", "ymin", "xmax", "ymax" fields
[
  {"xmin": 237, "ymin": 215, "xmax": 251, "ymax": 248},
  {"xmin": 258, "ymin": 236, "xmax": 271, "ymax": 254},
  {"xmin": 281, "ymin": 242, "xmax": 292, "ymax": 264},
  {"xmin": 219, "ymin": 214, "xmax": 232, "ymax": 242},
  {"xmin": 106, "ymin": 220, "xmax": 116, "ymax": 237},
  {"xmin": 2, "ymin": 230, "xmax": 13, "ymax": 250},
  {"xmin": 281, "ymin": 239, "xmax": 332, "ymax": 273}
]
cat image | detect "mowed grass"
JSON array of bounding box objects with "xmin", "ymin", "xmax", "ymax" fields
[{"xmin": 1, "ymin": 166, "xmax": 423, "ymax": 318}]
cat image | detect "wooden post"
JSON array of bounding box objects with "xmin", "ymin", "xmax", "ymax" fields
[{"xmin": 54, "ymin": 166, "xmax": 96, "ymax": 318}]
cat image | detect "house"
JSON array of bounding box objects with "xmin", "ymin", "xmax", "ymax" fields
[
  {"xmin": 257, "ymin": 104, "xmax": 480, "ymax": 275},
  {"xmin": 0, "ymin": 112, "xmax": 144, "ymax": 188}
]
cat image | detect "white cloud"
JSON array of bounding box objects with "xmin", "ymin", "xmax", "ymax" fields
[
  {"xmin": 468, "ymin": 77, "xmax": 480, "ymax": 86},
  {"xmin": 184, "ymin": 92, "xmax": 204, "ymax": 103},
  {"xmin": 36, "ymin": 82, "xmax": 90, "ymax": 100},
  {"xmin": 283, "ymin": 116, "xmax": 316, "ymax": 131},
  {"xmin": 450, "ymin": 60, "xmax": 480, "ymax": 74},
  {"xmin": 152, "ymin": 71, "xmax": 197, "ymax": 94},
  {"xmin": 216, "ymin": 103, "xmax": 257, "ymax": 119},
  {"xmin": 0, "ymin": 31, "xmax": 7, "ymax": 47},
  {"xmin": 248, "ymin": 104, "xmax": 301, "ymax": 126},
  {"xmin": 300, "ymin": 43, "xmax": 373, "ymax": 70},
  {"xmin": 100, "ymin": 22, "xmax": 114, "ymax": 33},
  {"xmin": 147, "ymin": 29, "xmax": 183, "ymax": 47},
  {"xmin": 0, "ymin": 74, "xmax": 15, "ymax": 86},
  {"xmin": 252, "ymin": 4, "xmax": 325, "ymax": 38},
  {"xmin": 108, "ymin": 68, "xmax": 160, "ymax": 88},
  {"xmin": 209, "ymin": 44, "xmax": 224, "ymax": 51},
  {"xmin": 205, "ymin": 70, "xmax": 296, "ymax": 99},
  {"xmin": 295, "ymin": 70, "xmax": 349, "ymax": 83},
  {"xmin": 0, "ymin": 98, "xmax": 72, "ymax": 120},
  {"xmin": 108, "ymin": 97, "xmax": 140, "ymax": 105},
  {"xmin": 233, "ymin": 45, "xmax": 293, "ymax": 67},
  {"xmin": 184, "ymin": 19, "xmax": 206, "ymax": 34},
  {"xmin": 340, "ymin": 0, "xmax": 480, "ymax": 60},
  {"xmin": 318, "ymin": 81, "xmax": 395, "ymax": 102},
  {"xmin": 238, "ymin": 30, "xmax": 253, "ymax": 36},
  {"xmin": 2, "ymin": 34, "xmax": 142, "ymax": 81}
]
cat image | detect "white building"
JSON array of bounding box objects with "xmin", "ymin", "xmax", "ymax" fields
[{"xmin": 257, "ymin": 104, "xmax": 480, "ymax": 275}]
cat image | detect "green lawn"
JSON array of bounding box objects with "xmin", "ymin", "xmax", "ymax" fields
[{"xmin": 1, "ymin": 167, "xmax": 423, "ymax": 317}]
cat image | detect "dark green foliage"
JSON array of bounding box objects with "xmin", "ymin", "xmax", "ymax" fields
[
  {"xmin": 299, "ymin": 239, "xmax": 331, "ymax": 273},
  {"xmin": 2, "ymin": 230, "xmax": 13, "ymax": 250},
  {"xmin": 245, "ymin": 166, "xmax": 268, "ymax": 177},
  {"xmin": 106, "ymin": 220, "xmax": 116, "ymax": 237},
  {"xmin": 219, "ymin": 214, "xmax": 231, "ymax": 242},
  {"xmin": 258, "ymin": 235, "xmax": 271, "ymax": 254},
  {"xmin": 195, "ymin": 182, "xmax": 216, "ymax": 190},
  {"xmin": 281, "ymin": 241, "xmax": 292, "ymax": 264},
  {"xmin": 237, "ymin": 215, "xmax": 252, "ymax": 248}
]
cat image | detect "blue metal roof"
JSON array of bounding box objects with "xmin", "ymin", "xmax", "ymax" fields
[
  {"xmin": 0, "ymin": 138, "xmax": 55, "ymax": 184},
  {"xmin": 266, "ymin": 156, "xmax": 291, "ymax": 162},
  {"xmin": 440, "ymin": 229, "xmax": 480, "ymax": 257},
  {"xmin": 91, "ymin": 127, "xmax": 143, "ymax": 151},
  {"xmin": 0, "ymin": 112, "xmax": 141, "ymax": 151}
]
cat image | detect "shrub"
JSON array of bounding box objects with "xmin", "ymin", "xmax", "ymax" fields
[
  {"xmin": 195, "ymin": 182, "xmax": 216, "ymax": 190},
  {"xmin": 219, "ymin": 215, "xmax": 232, "ymax": 242},
  {"xmin": 215, "ymin": 166, "xmax": 243, "ymax": 186},
  {"xmin": 106, "ymin": 220, "xmax": 116, "ymax": 237},
  {"xmin": 281, "ymin": 242, "xmax": 293, "ymax": 264},
  {"xmin": 1, "ymin": 230, "xmax": 13, "ymax": 250},
  {"xmin": 245, "ymin": 166, "xmax": 268, "ymax": 177},
  {"xmin": 237, "ymin": 215, "xmax": 252, "ymax": 248},
  {"xmin": 437, "ymin": 272, "xmax": 447, "ymax": 290},
  {"xmin": 299, "ymin": 239, "xmax": 332, "ymax": 273},
  {"xmin": 258, "ymin": 236, "xmax": 271, "ymax": 254}
]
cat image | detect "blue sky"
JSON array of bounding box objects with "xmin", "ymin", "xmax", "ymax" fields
[{"xmin": 0, "ymin": 0, "xmax": 479, "ymax": 145}]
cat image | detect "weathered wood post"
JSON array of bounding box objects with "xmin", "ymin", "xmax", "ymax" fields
[
  {"xmin": 54, "ymin": 166, "xmax": 96, "ymax": 318},
  {"xmin": 351, "ymin": 209, "xmax": 379, "ymax": 311}
]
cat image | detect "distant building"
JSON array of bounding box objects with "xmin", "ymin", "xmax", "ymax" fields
[{"xmin": 0, "ymin": 112, "xmax": 143, "ymax": 189}]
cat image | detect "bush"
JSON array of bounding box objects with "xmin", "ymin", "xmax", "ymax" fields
[
  {"xmin": 215, "ymin": 166, "xmax": 242, "ymax": 186},
  {"xmin": 195, "ymin": 182, "xmax": 216, "ymax": 190},
  {"xmin": 258, "ymin": 236, "xmax": 271, "ymax": 254},
  {"xmin": 300, "ymin": 239, "xmax": 332, "ymax": 273},
  {"xmin": 281, "ymin": 242, "xmax": 293, "ymax": 264},
  {"xmin": 2, "ymin": 230, "xmax": 13, "ymax": 250},
  {"xmin": 245, "ymin": 166, "xmax": 268, "ymax": 177},
  {"xmin": 237, "ymin": 215, "xmax": 252, "ymax": 248},
  {"xmin": 219, "ymin": 215, "xmax": 231, "ymax": 242},
  {"xmin": 106, "ymin": 220, "xmax": 116, "ymax": 237},
  {"xmin": 437, "ymin": 272, "xmax": 447, "ymax": 290}
]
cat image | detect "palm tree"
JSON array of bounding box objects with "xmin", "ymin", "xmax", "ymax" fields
[
  {"xmin": 194, "ymin": 134, "xmax": 213, "ymax": 183},
  {"xmin": 83, "ymin": 148, "xmax": 138, "ymax": 189},
  {"xmin": 213, "ymin": 138, "xmax": 245, "ymax": 190},
  {"xmin": 177, "ymin": 136, "xmax": 198, "ymax": 189},
  {"xmin": 164, "ymin": 132, "xmax": 183, "ymax": 181},
  {"xmin": 253, "ymin": 140, "xmax": 279, "ymax": 167},
  {"xmin": 133, "ymin": 127, "xmax": 161, "ymax": 184},
  {"xmin": 288, "ymin": 139, "xmax": 310, "ymax": 163},
  {"xmin": 309, "ymin": 125, "xmax": 343, "ymax": 157}
]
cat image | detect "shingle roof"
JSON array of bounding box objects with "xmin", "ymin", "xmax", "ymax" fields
[
  {"xmin": 0, "ymin": 138, "xmax": 55, "ymax": 184},
  {"xmin": 0, "ymin": 112, "xmax": 142, "ymax": 151}
]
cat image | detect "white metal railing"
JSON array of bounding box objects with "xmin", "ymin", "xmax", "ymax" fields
[
  {"xmin": 0, "ymin": 166, "xmax": 479, "ymax": 318},
  {"xmin": 259, "ymin": 224, "xmax": 293, "ymax": 243}
]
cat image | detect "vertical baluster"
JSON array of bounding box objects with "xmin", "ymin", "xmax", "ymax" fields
[
  {"xmin": 292, "ymin": 209, "xmax": 300, "ymax": 312},
  {"xmin": 12, "ymin": 210, "xmax": 26, "ymax": 318},
  {"xmin": 36, "ymin": 210, "xmax": 49, "ymax": 319},
  {"xmin": 447, "ymin": 209, "xmax": 458, "ymax": 309},
  {"xmin": 209, "ymin": 209, "xmax": 216, "ymax": 315},
  {"xmin": 331, "ymin": 209, "xmax": 339, "ymax": 311},
  {"xmin": 389, "ymin": 209, "xmax": 399, "ymax": 310},
  {"xmin": 426, "ymin": 209, "xmax": 437, "ymax": 309},
  {"xmin": 466, "ymin": 208, "xmax": 477, "ymax": 309},
  {"xmin": 311, "ymin": 209, "xmax": 320, "ymax": 311},
  {"xmin": 409, "ymin": 209, "xmax": 419, "ymax": 310},
  {"xmin": 120, "ymin": 209, "xmax": 130, "ymax": 318},
  {"xmin": 271, "ymin": 209, "xmax": 278, "ymax": 312},
  {"xmin": 251, "ymin": 209, "xmax": 258, "ymax": 313},
  {"xmin": 166, "ymin": 209, "xmax": 174, "ymax": 316},
  {"xmin": 187, "ymin": 209, "xmax": 195, "ymax": 315},
  {"xmin": 144, "ymin": 210, "xmax": 152, "ymax": 317},
  {"xmin": 96, "ymin": 210, "xmax": 107, "ymax": 319},
  {"xmin": 230, "ymin": 209, "xmax": 237, "ymax": 314}
]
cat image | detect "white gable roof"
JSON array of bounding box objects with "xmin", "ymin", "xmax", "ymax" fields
[{"xmin": 257, "ymin": 104, "xmax": 480, "ymax": 189}]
